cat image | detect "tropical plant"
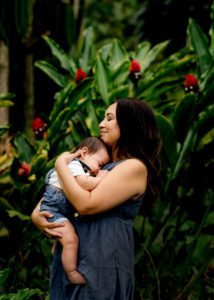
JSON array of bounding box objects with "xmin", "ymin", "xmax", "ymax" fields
[
  {"xmin": 0, "ymin": 2, "xmax": 214, "ymax": 299},
  {"xmin": 134, "ymin": 5, "xmax": 214, "ymax": 299}
]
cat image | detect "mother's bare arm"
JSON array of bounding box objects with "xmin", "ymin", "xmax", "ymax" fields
[{"xmin": 55, "ymin": 154, "xmax": 147, "ymax": 215}]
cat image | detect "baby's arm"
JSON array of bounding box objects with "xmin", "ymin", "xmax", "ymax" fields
[{"xmin": 75, "ymin": 170, "xmax": 108, "ymax": 192}]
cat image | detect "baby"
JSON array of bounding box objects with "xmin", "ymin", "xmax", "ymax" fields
[{"xmin": 40, "ymin": 137, "xmax": 110, "ymax": 284}]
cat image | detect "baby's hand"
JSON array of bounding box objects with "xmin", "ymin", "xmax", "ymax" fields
[{"xmin": 56, "ymin": 150, "xmax": 81, "ymax": 165}]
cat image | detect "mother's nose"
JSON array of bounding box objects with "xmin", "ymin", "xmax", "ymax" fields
[{"xmin": 99, "ymin": 119, "xmax": 105, "ymax": 128}]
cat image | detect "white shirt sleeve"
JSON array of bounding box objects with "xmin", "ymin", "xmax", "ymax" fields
[
  {"xmin": 68, "ymin": 160, "xmax": 87, "ymax": 176},
  {"xmin": 48, "ymin": 159, "xmax": 87, "ymax": 189}
]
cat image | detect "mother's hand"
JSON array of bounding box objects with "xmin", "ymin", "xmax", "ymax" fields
[{"xmin": 31, "ymin": 201, "xmax": 64, "ymax": 239}]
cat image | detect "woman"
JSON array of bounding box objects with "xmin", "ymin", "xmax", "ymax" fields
[{"xmin": 31, "ymin": 98, "xmax": 162, "ymax": 300}]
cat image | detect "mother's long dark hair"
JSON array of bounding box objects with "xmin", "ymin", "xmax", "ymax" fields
[{"xmin": 115, "ymin": 98, "xmax": 162, "ymax": 213}]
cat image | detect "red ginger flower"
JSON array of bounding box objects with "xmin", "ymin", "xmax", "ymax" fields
[
  {"xmin": 129, "ymin": 60, "xmax": 141, "ymax": 84},
  {"xmin": 75, "ymin": 68, "xmax": 87, "ymax": 84},
  {"xmin": 32, "ymin": 117, "xmax": 47, "ymax": 139},
  {"xmin": 130, "ymin": 60, "xmax": 141, "ymax": 72},
  {"xmin": 18, "ymin": 162, "xmax": 31, "ymax": 177},
  {"xmin": 184, "ymin": 74, "xmax": 199, "ymax": 94}
]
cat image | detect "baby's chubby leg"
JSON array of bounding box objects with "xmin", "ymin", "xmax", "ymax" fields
[{"xmin": 55, "ymin": 221, "xmax": 86, "ymax": 284}]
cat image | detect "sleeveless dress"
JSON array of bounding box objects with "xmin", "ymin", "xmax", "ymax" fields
[{"xmin": 49, "ymin": 160, "xmax": 144, "ymax": 300}]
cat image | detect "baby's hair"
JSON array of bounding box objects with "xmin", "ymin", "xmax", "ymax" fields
[{"xmin": 73, "ymin": 136, "xmax": 108, "ymax": 154}]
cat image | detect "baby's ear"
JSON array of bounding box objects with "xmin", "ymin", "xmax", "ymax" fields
[{"xmin": 80, "ymin": 147, "xmax": 89, "ymax": 158}]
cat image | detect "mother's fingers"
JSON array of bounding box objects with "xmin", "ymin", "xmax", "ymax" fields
[{"xmin": 43, "ymin": 222, "xmax": 65, "ymax": 238}]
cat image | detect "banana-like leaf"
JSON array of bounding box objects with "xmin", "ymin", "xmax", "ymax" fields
[
  {"xmin": 85, "ymin": 101, "xmax": 100, "ymax": 136},
  {"xmin": 173, "ymin": 93, "xmax": 197, "ymax": 143},
  {"xmin": 137, "ymin": 52, "xmax": 192, "ymax": 98},
  {"xmin": 0, "ymin": 93, "xmax": 15, "ymax": 100},
  {"xmin": 0, "ymin": 268, "xmax": 10, "ymax": 287},
  {"xmin": 47, "ymin": 108, "xmax": 71, "ymax": 143},
  {"xmin": 109, "ymin": 39, "xmax": 129, "ymax": 67},
  {"xmin": 135, "ymin": 41, "xmax": 151, "ymax": 63},
  {"xmin": 43, "ymin": 36, "xmax": 77, "ymax": 76},
  {"xmin": 35, "ymin": 60, "xmax": 69, "ymax": 87},
  {"xmin": 209, "ymin": 1, "xmax": 214, "ymax": 56},
  {"xmin": 95, "ymin": 54, "xmax": 111, "ymax": 105},
  {"xmin": 188, "ymin": 18, "xmax": 212, "ymax": 75},
  {"xmin": 108, "ymin": 85, "xmax": 129, "ymax": 104},
  {"xmin": 0, "ymin": 197, "xmax": 14, "ymax": 210},
  {"xmin": 7, "ymin": 209, "xmax": 30, "ymax": 221},
  {"xmin": 50, "ymin": 83, "xmax": 75, "ymax": 123},
  {"xmin": 30, "ymin": 150, "xmax": 48, "ymax": 174},
  {"xmin": 79, "ymin": 27, "xmax": 95, "ymax": 73},
  {"xmin": 170, "ymin": 104, "xmax": 214, "ymax": 181},
  {"xmin": 13, "ymin": 132, "xmax": 35, "ymax": 163},
  {"xmin": 98, "ymin": 43, "xmax": 112, "ymax": 61},
  {"xmin": 110, "ymin": 60, "xmax": 130, "ymax": 88},
  {"xmin": 156, "ymin": 113, "xmax": 178, "ymax": 169},
  {"xmin": 67, "ymin": 78, "xmax": 94, "ymax": 110},
  {"xmin": 14, "ymin": 0, "xmax": 32, "ymax": 40},
  {"xmin": 0, "ymin": 100, "xmax": 14, "ymax": 107},
  {"xmin": 141, "ymin": 40, "xmax": 170, "ymax": 73},
  {"xmin": 200, "ymin": 60, "xmax": 214, "ymax": 91}
]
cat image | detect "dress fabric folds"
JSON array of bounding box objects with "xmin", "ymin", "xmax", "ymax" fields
[{"xmin": 49, "ymin": 161, "xmax": 144, "ymax": 300}]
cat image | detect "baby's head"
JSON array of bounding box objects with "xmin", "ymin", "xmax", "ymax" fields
[{"xmin": 75, "ymin": 137, "xmax": 110, "ymax": 174}]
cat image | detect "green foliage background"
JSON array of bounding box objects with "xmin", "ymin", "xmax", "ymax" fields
[{"xmin": 0, "ymin": 1, "xmax": 214, "ymax": 299}]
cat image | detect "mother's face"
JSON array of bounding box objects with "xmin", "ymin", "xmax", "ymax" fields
[{"xmin": 99, "ymin": 103, "xmax": 120, "ymax": 148}]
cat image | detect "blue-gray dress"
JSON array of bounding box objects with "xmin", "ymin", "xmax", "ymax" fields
[{"xmin": 49, "ymin": 160, "xmax": 144, "ymax": 300}]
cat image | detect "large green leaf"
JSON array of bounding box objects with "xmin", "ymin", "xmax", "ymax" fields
[
  {"xmin": 0, "ymin": 197, "xmax": 14, "ymax": 210},
  {"xmin": 7, "ymin": 209, "xmax": 30, "ymax": 221},
  {"xmin": 79, "ymin": 27, "xmax": 95, "ymax": 73},
  {"xmin": 35, "ymin": 60, "xmax": 69, "ymax": 87},
  {"xmin": 0, "ymin": 93, "xmax": 15, "ymax": 100},
  {"xmin": 30, "ymin": 150, "xmax": 48, "ymax": 175},
  {"xmin": 95, "ymin": 54, "xmax": 111, "ymax": 105},
  {"xmin": 173, "ymin": 93, "xmax": 197, "ymax": 143},
  {"xmin": 200, "ymin": 60, "xmax": 214, "ymax": 91},
  {"xmin": 0, "ymin": 100, "xmax": 14, "ymax": 107},
  {"xmin": 109, "ymin": 38, "xmax": 129, "ymax": 67},
  {"xmin": 13, "ymin": 132, "xmax": 35, "ymax": 163},
  {"xmin": 49, "ymin": 83, "xmax": 75, "ymax": 122},
  {"xmin": 156, "ymin": 113, "xmax": 178, "ymax": 169},
  {"xmin": 84, "ymin": 101, "xmax": 100, "ymax": 136},
  {"xmin": 188, "ymin": 18, "xmax": 212, "ymax": 75},
  {"xmin": 108, "ymin": 85, "xmax": 129, "ymax": 104},
  {"xmin": 110, "ymin": 60, "xmax": 130, "ymax": 88},
  {"xmin": 98, "ymin": 43, "xmax": 112, "ymax": 61},
  {"xmin": 43, "ymin": 35, "xmax": 76, "ymax": 76},
  {"xmin": 47, "ymin": 108, "xmax": 71, "ymax": 143},
  {"xmin": 170, "ymin": 104, "xmax": 214, "ymax": 182},
  {"xmin": 141, "ymin": 40, "xmax": 170, "ymax": 73},
  {"xmin": 135, "ymin": 41, "xmax": 151, "ymax": 63},
  {"xmin": 209, "ymin": 1, "xmax": 214, "ymax": 56},
  {"xmin": 67, "ymin": 78, "xmax": 94, "ymax": 110}
]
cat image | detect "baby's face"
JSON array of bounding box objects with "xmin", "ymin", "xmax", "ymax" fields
[{"xmin": 83, "ymin": 148, "xmax": 110, "ymax": 175}]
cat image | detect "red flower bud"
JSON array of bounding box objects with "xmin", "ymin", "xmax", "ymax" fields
[
  {"xmin": 129, "ymin": 60, "xmax": 141, "ymax": 84},
  {"xmin": 32, "ymin": 117, "xmax": 47, "ymax": 139},
  {"xmin": 184, "ymin": 74, "xmax": 199, "ymax": 94},
  {"xmin": 130, "ymin": 60, "xmax": 141, "ymax": 73},
  {"xmin": 75, "ymin": 68, "xmax": 87, "ymax": 84},
  {"xmin": 18, "ymin": 162, "xmax": 31, "ymax": 177}
]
